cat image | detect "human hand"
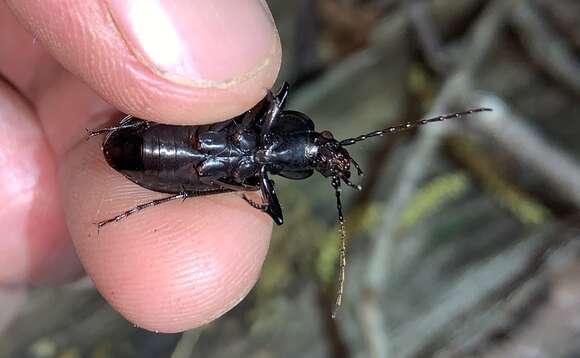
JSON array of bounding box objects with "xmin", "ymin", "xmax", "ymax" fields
[{"xmin": 0, "ymin": 0, "xmax": 281, "ymax": 332}]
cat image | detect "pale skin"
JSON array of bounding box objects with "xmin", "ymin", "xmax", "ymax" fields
[{"xmin": 0, "ymin": 0, "xmax": 281, "ymax": 333}]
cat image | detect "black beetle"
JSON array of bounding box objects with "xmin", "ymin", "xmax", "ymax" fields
[{"xmin": 90, "ymin": 82, "xmax": 491, "ymax": 316}]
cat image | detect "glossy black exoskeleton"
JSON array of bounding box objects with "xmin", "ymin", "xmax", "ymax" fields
[{"xmin": 90, "ymin": 82, "xmax": 491, "ymax": 316}]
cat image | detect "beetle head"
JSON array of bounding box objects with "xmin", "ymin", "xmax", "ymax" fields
[
  {"xmin": 313, "ymin": 131, "xmax": 363, "ymax": 190},
  {"xmin": 311, "ymin": 130, "xmax": 362, "ymax": 318}
]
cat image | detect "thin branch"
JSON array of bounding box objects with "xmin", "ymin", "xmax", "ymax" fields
[{"xmin": 358, "ymin": 0, "xmax": 522, "ymax": 356}]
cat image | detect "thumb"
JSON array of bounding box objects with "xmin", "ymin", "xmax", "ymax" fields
[{"xmin": 6, "ymin": 0, "xmax": 281, "ymax": 124}]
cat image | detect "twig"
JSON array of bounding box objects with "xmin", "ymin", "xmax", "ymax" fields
[
  {"xmin": 406, "ymin": 0, "xmax": 449, "ymax": 73},
  {"xmin": 512, "ymin": 1, "xmax": 580, "ymax": 97}
]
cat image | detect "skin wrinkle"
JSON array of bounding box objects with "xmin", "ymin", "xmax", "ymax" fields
[
  {"xmin": 121, "ymin": 258, "xmax": 213, "ymax": 325},
  {"xmin": 201, "ymin": 273, "xmax": 257, "ymax": 326},
  {"xmin": 170, "ymin": 257, "xmax": 216, "ymax": 290},
  {"xmin": 12, "ymin": 1, "xmax": 176, "ymax": 121},
  {"xmin": 176, "ymin": 221, "xmax": 265, "ymax": 321}
]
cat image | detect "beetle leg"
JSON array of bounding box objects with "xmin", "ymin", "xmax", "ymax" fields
[
  {"xmin": 258, "ymin": 167, "xmax": 284, "ymax": 225},
  {"xmin": 87, "ymin": 119, "xmax": 147, "ymax": 138},
  {"xmin": 261, "ymin": 82, "xmax": 290, "ymax": 136},
  {"xmin": 239, "ymin": 110, "xmax": 257, "ymax": 131},
  {"xmin": 275, "ymin": 81, "xmax": 290, "ymax": 106},
  {"xmin": 96, "ymin": 188, "xmax": 231, "ymax": 231},
  {"xmin": 242, "ymin": 194, "xmax": 268, "ymax": 211},
  {"xmin": 216, "ymin": 180, "xmax": 257, "ymax": 191},
  {"xmin": 198, "ymin": 176, "xmax": 257, "ymax": 192}
]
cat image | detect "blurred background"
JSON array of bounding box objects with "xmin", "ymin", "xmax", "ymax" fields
[{"xmin": 3, "ymin": 0, "xmax": 580, "ymax": 357}]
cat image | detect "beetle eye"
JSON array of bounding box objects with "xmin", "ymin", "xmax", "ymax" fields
[{"xmin": 321, "ymin": 131, "xmax": 334, "ymax": 140}]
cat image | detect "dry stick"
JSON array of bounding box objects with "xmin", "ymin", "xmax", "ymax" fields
[
  {"xmin": 469, "ymin": 94, "xmax": 580, "ymax": 208},
  {"xmin": 358, "ymin": 1, "xmax": 522, "ymax": 357},
  {"xmin": 171, "ymin": 329, "xmax": 203, "ymax": 358},
  {"xmin": 512, "ymin": 1, "xmax": 580, "ymax": 97},
  {"xmin": 406, "ymin": 0, "xmax": 449, "ymax": 73}
]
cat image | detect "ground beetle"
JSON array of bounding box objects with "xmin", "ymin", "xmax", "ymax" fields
[{"xmin": 90, "ymin": 82, "xmax": 491, "ymax": 316}]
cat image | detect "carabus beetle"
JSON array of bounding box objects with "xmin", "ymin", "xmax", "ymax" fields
[{"xmin": 90, "ymin": 82, "xmax": 491, "ymax": 316}]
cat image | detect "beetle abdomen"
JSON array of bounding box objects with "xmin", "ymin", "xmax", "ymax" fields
[
  {"xmin": 104, "ymin": 124, "xmax": 210, "ymax": 193},
  {"xmin": 103, "ymin": 129, "xmax": 144, "ymax": 172}
]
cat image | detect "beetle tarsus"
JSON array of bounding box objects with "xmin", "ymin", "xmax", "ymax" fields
[
  {"xmin": 95, "ymin": 188, "xmax": 232, "ymax": 231},
  {"xmin": 96, "ymin": 192, "xmax": 188, "ymax": 229},
  {"xmin": 259, "ymin": 168, "xmax": 284, "ymax": 225},
  {"xmin": 242, "ymin": 194, "xmax": 268, "ymax": 211}
]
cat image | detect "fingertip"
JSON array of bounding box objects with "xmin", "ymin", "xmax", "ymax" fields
[
  {"xmin": 61, "ymin": 139, "xmax": 273, "ymax": 332},
  {"xmin": 6, "ymin": 0, "xmax": 282, "ymax": 125}
]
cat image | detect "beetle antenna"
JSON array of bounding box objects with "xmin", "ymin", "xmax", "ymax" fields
[
  {"xmin": 331, "ymin": 177, "xmax": 347, "ymax": 318},
  {"xmin": 339, "ymin": 107, "xmax": 492, "ymax": 146},
  {"xmin": 351, "ymin": 158, "xmax": 364, "ymax": 176},
  {"xmin": 342, "ymin": 176, "xmax": 362, "ymax": 191}
]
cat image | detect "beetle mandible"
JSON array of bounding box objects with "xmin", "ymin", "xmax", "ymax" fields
[{"xmin": 90, "ymin": 82, "xmax": 491, "ymax": 316}]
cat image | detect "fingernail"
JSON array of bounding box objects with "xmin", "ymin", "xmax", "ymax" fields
[{"xmin": 105, "ymin": 0, "xmax": 278, "ymax": 87}]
